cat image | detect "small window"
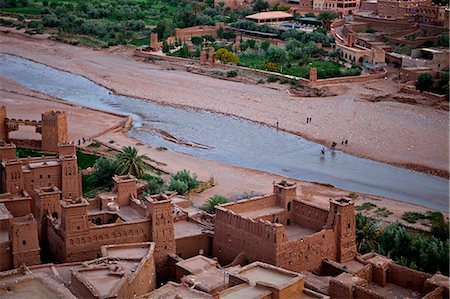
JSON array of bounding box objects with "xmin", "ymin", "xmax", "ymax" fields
[
  {"xmin": 77, "ymin": 226, "xmax": 81, "ymax": 230},
  {"xmin": 48, "ymin": 175, "xmax": 51, "ymax": 179},
  {"xmin": 287, "ymin": 219, "xmax": 291, "ymax": 225},
  {"xmin": 22, "ymin": 240, "xmax": 26, "ymax": 246},
  {"xmin": 348, "ymin": 223, "xmax": 351, "ymax": 229},
  {"xmin": 40, "ymin": 175, "xmax": 43, "ymax": 179},
  {"xmin": 287, "ymin": 202, "xmax": 291, "ymax": 211},
  {"xmin": 52, "ymin": 212, "xmax": 58, "ymax": 219}
]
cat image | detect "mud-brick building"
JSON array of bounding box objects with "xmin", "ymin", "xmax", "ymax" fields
[{"xmin": 214, "ymin": 181, "xmax": 357, "ymax": 273}]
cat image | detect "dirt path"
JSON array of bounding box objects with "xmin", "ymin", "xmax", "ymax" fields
[{"xmin": 0, "ymin": 30, "xmax": 448, "ymax": 179}]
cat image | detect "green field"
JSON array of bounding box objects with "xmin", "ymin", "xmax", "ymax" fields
[{"xmin": 238, "ymin": 54, "xmax": 360, "ymax": 79}]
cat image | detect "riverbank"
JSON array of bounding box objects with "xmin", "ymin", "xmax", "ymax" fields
[
  {"xmin": 0, "ymin": 77, "xmax": 446, "ymax": 226},
  {"xmin": 0, "ymin": 30, "xmax": 448, "ymax": 179}
]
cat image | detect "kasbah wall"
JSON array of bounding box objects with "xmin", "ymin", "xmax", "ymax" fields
[{"xmin": 213, "ymin": 182, "xmax": 357, "ymax": 273}]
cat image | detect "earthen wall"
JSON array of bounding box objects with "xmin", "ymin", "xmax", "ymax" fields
[
  {"xmin": 0, "ymin": 198, "xmax": 31, "ymax": 217},
  {"xmin": 176, "ymin": 234, "xmax": 211, "ymax": 259},
  {"xmin": 353, "ymin": 285, "xmax": 386, "ymax": 299},
  {"xmin": 389, "ymin": 263, "xmax": 431, "ymax": 292},
  {"xmin": 222, "ymin": 195, "xmax": 277, "ymax": 213},
  {"xmin": 292, "ymin": 200, "xmax": 328, "ymax": 231},
  {"xmin": 276, "ymin": 229, "xmax": 336, "ymax": 272},
  {"xmin": 0, "ymin": 242, "xmax": 12, "ymax": 271},
  {"xmin": 213, "ymin": 208, "xmax": 281, "ymax": 265},
  {"xmin": 422, "ymin": 286, "xmax": 445, "ymax": 299}
]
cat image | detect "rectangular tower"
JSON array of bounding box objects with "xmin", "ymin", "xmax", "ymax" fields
[{"xmin": 41, "ymin": 111, "xmax": 68, "ymax": 153}]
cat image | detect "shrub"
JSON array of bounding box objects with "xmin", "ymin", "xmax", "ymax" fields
[
  {"xmin": 205, "ymin": 195, "xmax": 229, "ymax": 213},
  {"xmin": 141, "ymin": 173, "xmax": 167, "ymax": 194},
  {"xmin": 226, "ymin": 70, "xmax": 238, "ymax": 77},
  {"xmin": 168, "ymin": 178, "xmax": 189, "ymax": 195},
  {"xmin": 266, "ymin": 45, "xmax": 288, "ymax": 64},
  {"xmin": 416, "ymin": 73, "xmax": 434, "ymax": 92},
  {"xmin": 171, "ymin": 169, "xmax": 199, "ymax": 190},
  {"xmin": 191, "ymin": 36, "xmax": 202, "ymax": 46},
  {"xmin": 355, "ymin": 202, "xmax": 377, "ymax": 211},
  {"xmin": 264, "ymin": 61, "xmax": 280, "ymax": 72},
  {"xmin": 267, "ymin": 75, "xmax": 278, "ymax": 83},
  {"xmin": 214, "ymin": 48, "xmax": 238, "ymax": 64}
]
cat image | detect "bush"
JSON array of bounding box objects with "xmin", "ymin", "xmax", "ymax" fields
[
  {"xmin": 168, "ymin": 178, "xmax": 189, "ymax": 195},
  {"xmin": 267, "ymin": 75, "xmax": 278, "ymax": 82},
  {"xmin": 170, "ymin": 169, "xmax": 199, "ymax": 190},
  {"xmin": 214, "ymin": 48, "xmax": 238, "ymax": 64},
  {"xmin": 402, "ymin": 211, "xmax": 426, "ymax": 223},
  {"xmin": 355, "ymin": 202, "xmax": 377, "ymax": 211},
  {"xmin": 266, "ymin": 45, "xmax": 288, "ymax": 64},
  {"xmin": 205, "ymin": 195, "xmax": 229, "ymax": 213},
  {"xmin": 191, "ymin": 36, "xmax": 203, "ymax": 45},
  {"xmin": 264, "ymin": 61, "xmax": 280, "ymax": 72},
  {"xmin": 141, "ymin": 173, "xmax": 167, "ymax": 194},
  {"xmin": 416, "ymin": 73, "xmax": 434, "ymax": 92},
  {"xmin": 226, "ymin": 70, "xmax": 238, "ymax": 77}
]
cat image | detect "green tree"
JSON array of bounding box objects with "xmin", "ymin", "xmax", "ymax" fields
[
  {"xmin": 266, "ymin": 45, "xmax": 288, "ymax": 64},
  {"xmin": 155, "ymin": 20, "xmax": 174, "ymax": 40},
  {"xmin": 356, "ymin": 213, "xmax": 381, "ymax": 254},
  {"xmin": 115, "ymin": 146, "xmax": 149, "ymax": 177},
  {"xmin": 205, "ymin": 195, "xmax": 229, "ymax": 213},
  {"xmin": 252, "ymin": 0, "xmax": 269, "ymax": 12},
  {"xmin": 171, "ymin": 169, "xmax": 199, "ymax": 190},
  {"xmin": 416, "ymin": 73, "xmax": 434, "ymax": 92},
  {"xmin": 377, "ymin": 223, "xmax": 412, "ymax": 260},
  {"xmin": 317, "ymin": 11, "xmax": 339, "ymax": 29},
  {"xmin": 85, "ymin": 157, "xmax": 117, "ymax": 190},
  {"xmin": 162, "ymin": 40, "xmax": 170, "ymax": 53},
  {"xmin": 437, "ymin": 31, "xmax": 449, "ymax": 47}
]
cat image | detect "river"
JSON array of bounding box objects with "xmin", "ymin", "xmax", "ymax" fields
[{"xmin": 0, "ymin": 53, "xmax": 448, "ymax": 211}]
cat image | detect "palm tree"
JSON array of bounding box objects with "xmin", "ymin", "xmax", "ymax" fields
[
  {"xmin": 115, "ymin": 146, "xmax": 150, "ymax": 177},
  {"xmin": 356, "ymin": 213, "xmax": 381, "ymax": 254}
]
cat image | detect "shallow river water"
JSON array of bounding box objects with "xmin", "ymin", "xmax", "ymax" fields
[{"xmin": 1, "ymin": 53, "xmax": 448, "ymax": 210}]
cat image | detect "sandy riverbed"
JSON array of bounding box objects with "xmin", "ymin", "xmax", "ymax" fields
[{"xmin": 0, "ymin": 30, "xmax": 448, "ymax": 179}]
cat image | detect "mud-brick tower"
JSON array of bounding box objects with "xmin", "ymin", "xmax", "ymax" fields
[
  {"xmin": 1, "ymin": 160, "xmax": 24, "ymax": 195},
  {"xmin": 113, "ymin": 174, "xmax": 138, "ymax": 207},
  {"xmin": 60, "ymin": 154, "xmax": 81, "ymax": 200},
  {"xmin": 0, "ymin": 106, "xmax": 7, "ymax": 142},
  {"xmin": 146, "ymin": 193, "xmax": 176, "ymax": 279},
  {"xmin": 41, "ymin": 111, "xmax": 68, "ymax": 153},
  {"xmin": 274, "ymin": 181, "xmax": 297, "ymax": 224},
  {"xmin": 59, "ymin": 198, "xmax": 89, "ymax": 261},
  {"xmin": 10, "ymin": 214, "xmax": 41, "ymax": 268},
  {"xmin": 330, "ymin": 197, "xmax": 357, "ymax": 263}
]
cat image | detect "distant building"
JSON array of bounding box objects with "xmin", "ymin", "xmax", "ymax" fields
[{"xmin": 245, "ymin": 11, "xmax": 294, "ymax": 23}]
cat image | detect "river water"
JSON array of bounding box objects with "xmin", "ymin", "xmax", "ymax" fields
[{"xmin": 0, "ymin": 53, "xmax": 448, "ymax": 210}]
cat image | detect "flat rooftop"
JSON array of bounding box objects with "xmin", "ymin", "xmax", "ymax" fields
[
  {"xmin": 142, "ymin": 282, "xmax": 213, "ymax": 299},
  {"xmin": 238, "ymin": 263, "xmax": 301, "ymax": 288},
  {"xmin": 174, "ymin": 220, "xmax": 204, "ymax": 239},
  {"xmin": 104, "ymin": 245, "xmax": 150, "ymax": 260},
  {"xmin": 0, "ymin": 273, "xmax": 76, "ymax": 299},
  {"xmin": 75, "ymin": 269, "xmax": 123, "ymax": 298},
  {"xmin": 238, "ymin": 206, "xmax": 285, "ymax": 219},
  {"xmin": 176, "ymin": 255, "xmax": 216, "ymax": 274},
  {"xmin": 368, "ymin": 282, "xmax": 422, "ymax": 299},
  {"xmin": 284, "ymin": 223, "xmax": 318, "ymax": 241},
  {"xmin": 220, "ymin": 284, "xmax": 271, "ymax": 299}
]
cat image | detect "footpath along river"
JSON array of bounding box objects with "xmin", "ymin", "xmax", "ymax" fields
[{"xmin": 1, "ymin": 53, "xmax": 448, "ymax": 211}]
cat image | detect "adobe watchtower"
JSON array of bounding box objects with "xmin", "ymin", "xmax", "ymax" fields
[
  {"xmin": 9, "ymin": 214, "xmax": 40, "ymax": 268},
  {"xmin": 41, "ymin": 111, "xmax": 68, "ymax": 153},
  {"xmin": 146, "ymin": 193, "xmax": 176, "ymax": 276},
  {"xmin": 0, "ymin": 106, "xmax": 7, "ymax": 141},
  {"xmin": 113, "ymin": 174, "xmax": 138, "ymax": 207},
  {"xmin": 60, "ymin": 154, "xmax": 81, "ymax": 199},
  {"xmin": 328, "ymin": 197, "xmax": 357, "ymax": 263},
  {"xmin": 274, "ymin": 181, "xmax": 297, "ymax": 214}
]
